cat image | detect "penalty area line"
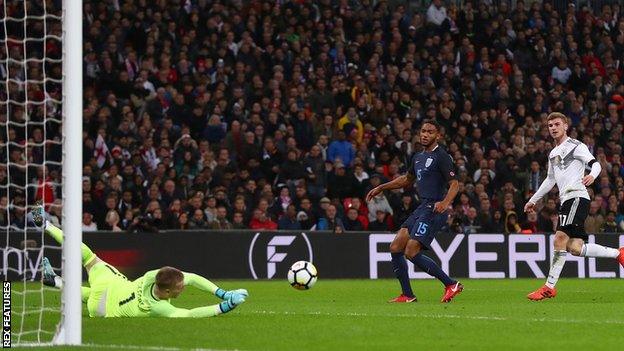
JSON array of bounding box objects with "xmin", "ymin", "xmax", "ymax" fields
[
  {"xmin": 246, "ymin": 310, "xmax": 624, "ymax": 325},
  {"xmin": 83, "ymin": 344, "xmax": 242, "ymax": 351},
  {"xmin": 17, "ymin": 343, "xmax": 240, "ymax": 351}
]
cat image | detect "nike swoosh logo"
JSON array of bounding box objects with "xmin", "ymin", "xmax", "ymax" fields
[{"xmin": 450, "ymin": 283, "xmax": 459, "ymax": 292}]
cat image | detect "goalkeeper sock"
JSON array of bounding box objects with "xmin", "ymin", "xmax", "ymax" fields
[
  {"xmin": 545, "ymin": 250, "xmax": 567, "ymax": 288},
  {"xmin": 580, "ymin": 243, "xmax": 619, "ymax": 258},
  {"xmin": 391, "ymin": 252, "xmax": 414, "ymax": 297},
  {"xmin": 45, "ymin": 222, "xmax": 97, "ymax": 266},
  {"xmin": 50, "ymin": 276, "xmax": 62, "ymax": 289}
]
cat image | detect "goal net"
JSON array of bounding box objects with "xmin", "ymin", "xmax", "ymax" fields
[{"xmin": 1, "ymin": 0, "xmax": 81, "ymax": 346}]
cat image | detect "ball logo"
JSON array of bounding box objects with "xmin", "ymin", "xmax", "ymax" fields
[{"xmin": 248, "ymin": 232, "xmax": 313, "ymax": 279}]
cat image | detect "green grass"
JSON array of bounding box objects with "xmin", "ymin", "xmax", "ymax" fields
[{"xmin": 10, "ymin": 279, "xmax": 624, "ymax": 350}]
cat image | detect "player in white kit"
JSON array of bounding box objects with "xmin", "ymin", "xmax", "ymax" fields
[{"xmin": 524, "ymin": 112, "xmax": 624, "ymax": 300}]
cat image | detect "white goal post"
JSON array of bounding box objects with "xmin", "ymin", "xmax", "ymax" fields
[
  {"xmin": 1, "ymin": 0, "xmax": 82, "ymax": 346},
  {"xmin": 58, "ymin": 0, "xmax": 82, "ymax": 345}
]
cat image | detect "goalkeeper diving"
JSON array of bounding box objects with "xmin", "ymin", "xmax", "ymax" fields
[{"xmin": 29, "ymin": 205, "xmax": 248, "ymax": 318}]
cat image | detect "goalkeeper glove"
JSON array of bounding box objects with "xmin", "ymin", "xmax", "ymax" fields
[{"xmin": 216, "ymin": 288, "xmax": 249, "ymax": 300}]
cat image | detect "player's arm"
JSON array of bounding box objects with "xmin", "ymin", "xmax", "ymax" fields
[
  {"xmin": 183, "ymin": 272, "xmax": 247, "ymax": 300},
  {"xmin": 434, "ymin": 154, "xmax": 459, "ymax": 213},
  {"xmin": 525, "ymin": 158, "xmax": 556, "ymax": 212},
  {"xmin": 366, "ymin": 156, "xmax": 416, "ymax": 202},
  {"xmin": 150, "ymin": 300, "xmax": 234, "ymax": 318},
  {"xmin": 575, "ymin": 143, "xmax": 601, "ymax": 186},
  {"xmin": 365, "ymin": 173, "xmax": 415, "ymax": 202}
]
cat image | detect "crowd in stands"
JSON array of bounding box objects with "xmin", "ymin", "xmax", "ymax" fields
[{"xmin": 1, "ymin": 0, "xmax": 624, "ymax": 235}]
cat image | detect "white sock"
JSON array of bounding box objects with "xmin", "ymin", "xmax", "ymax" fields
[
  {"xmin": 545, "ymin": 250, "xmax": 567, "ymax": 289},
  {"xmin": 580, "ymin": 243, "xmax": 619, "ymax": 258},
  {"xmin": 54, "ymin": 276, "xmax": 63, "ymax": 289}
]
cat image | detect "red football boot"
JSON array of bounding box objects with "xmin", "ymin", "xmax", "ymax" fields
[
  {"xmin": 441, "ymin": 282, "xmax": 463, "ymax": 303},
  {"xmin": 388, "ymin": 294, "xmax": 417, "ymax": 303},
  {"xmin": 617, "ymin": 248, "xmax": 624, "ymax": 268},
  {"xmin": 527, "ymin": 285, "xmax": 557, "ymax": 301}
]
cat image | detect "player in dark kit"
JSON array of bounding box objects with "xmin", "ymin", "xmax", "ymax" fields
[{"xmin": 366, "ymin": 120, "xmax": 462, "ymax": 303}]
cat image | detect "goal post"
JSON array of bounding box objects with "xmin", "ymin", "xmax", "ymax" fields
[
  {"xmin": 59, "ymin": 0, "xmax": 82, "ymax": 345},
  {"xmin": 2, "ymin": 0, "xmax": 82, "ymax": 346}
]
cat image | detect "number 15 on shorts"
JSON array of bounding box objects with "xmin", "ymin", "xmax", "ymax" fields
[{"xmin": 416, "ymin": 222, "xmax": 428, "ymax": 236}]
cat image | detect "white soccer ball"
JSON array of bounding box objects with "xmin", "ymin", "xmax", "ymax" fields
[{"xmin": 287, "ymin": 261, "xmax": 318, "ymax": 290}]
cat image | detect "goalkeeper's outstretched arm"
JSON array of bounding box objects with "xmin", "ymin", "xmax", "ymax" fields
[
  {"xmin": 150, "ymin": 297, "xmax": 245, "ymax": 318},
  {"xmin": 182, "ymin": 272, "xmax": 248, "ymax": 300}
]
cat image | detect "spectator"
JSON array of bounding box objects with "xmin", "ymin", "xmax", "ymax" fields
[
  {"xmin": 4, "ymin": 1, "xmax": 623, "ymax": 235},
  {"xmin": 105, "ymin": 210, "xmax": 122, "ymax": 232},
  {"xmin": 292, "ymin": 210, "xmax": 309, "ymax": 229},
  {"xmin": 524, "ymin": 161, "xmax": 546, "ymax": 196},
  {"xmin": 462, "ymin": 207, "xmax": 481, "ymax": 234},
  {"xmin": 210, "ymin": 206, "xmax": 233, "ymax": 230},
  {"xmin": 485, "ymin": 210, "xmax": 505, "ymax": 234},
  {"xmin": 366, "ymin": 190, "xmax": 393, "ymax": 223},
  {"xmin": 327, "ymin": 162, "xmax": 355, "ymax": 200},
  {"xmin": 600, "ymin": 211, "xmax": 620, "ymax": 233},
  {"xmin": 176, "ymin": 213, "xmax": 189, "ymax": 230},
  {"xmin": 120, "ymin": 209, "xmax": 135, "ymax": 231},
  {"xmin": 82, "ymin": 213, "xmax": 98, "ymax": 232},
  {"xmin": 316, "ymin": 205, "xmax": 345, "ymax": 233},
  {"xmin": 278, "ymin": 205, "xmax": 301, "ymax": 230},
  {"xmin": 188, "ymin": 209, "xmax": 208, "ymax": 229},
  {"xmin": 303, "ymin": 145, "xmax": 327, "ymax": 199},
  {"xmin": 585, "ymin": 201, "xmax": 605, "ymax": 234},
  {"xmin": 327, "ymin": 130, "xmax": 355, "ymax": 168},
  {"xmin": 249, "ymin": 209, "xmax": 278, "ymax": 231},
  {"xmin": 368, "ymin": 210, "xmax": 391, "ymax": 232},
  {"xmin": 521, "ymin": 212, "xmax": 539, "ymax": 234},
  {"xmin": 504, "ymin": 212, "xmax": 521, "ymax": 234},
  {"xmin": 232, "ymin": 212, "xmax": 247, "ymax": 230},
  {"xmin": 427, "ymin": 0, "xmax": 450, "ymax": 32},
  {"xmin": 337, "ymin": 107, "xmax": 364, "ymax": 145},
  {"xmin": 344, "ymin": 207, "xmax": 365, "ymax": 231},
  {"xmin": 394, "ymin": 194, "xmax": 417, "ymax": 230}
]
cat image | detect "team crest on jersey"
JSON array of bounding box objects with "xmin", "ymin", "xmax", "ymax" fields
[
  {"xmin": 553, "ymin": 155, "xmax": 562, "ymax": 165},
  {"xmin": 425, "ymin": 157, "xmax": 433, "ymax": 167}
]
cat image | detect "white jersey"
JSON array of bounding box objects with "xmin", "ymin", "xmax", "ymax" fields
[{"xmin": 541, "ymin": 137, "xmax": 596, "ymax": 203}]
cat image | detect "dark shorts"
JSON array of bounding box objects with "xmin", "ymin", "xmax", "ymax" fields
[
  {"xmin": 557, "ymin": 197, "xmax": 590, "ymax": 240},
  {"xmin": 401, "ymin": 202, "xmax": 448, "ymax": 249}
]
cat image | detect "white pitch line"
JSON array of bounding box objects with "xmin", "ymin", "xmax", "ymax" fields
[
  {"xmin": 246, "ymin": 310, "xmax": 624, "ymax": 325},
  {"xmin": 16, "ymin": 343, "xmax": 240, "ymax": 351}
]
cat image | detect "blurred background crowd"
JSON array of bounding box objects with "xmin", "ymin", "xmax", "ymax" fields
[{"xmin": 1, "ymin": 0, "xmax": 623, "ymax": 234}]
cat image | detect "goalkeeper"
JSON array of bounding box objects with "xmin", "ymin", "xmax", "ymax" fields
[{"xmin": 30, "ymin": 205, "xmax": 248, "ymax": 318}]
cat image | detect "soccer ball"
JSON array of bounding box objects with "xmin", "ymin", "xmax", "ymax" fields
[{"xmin": 287, "ymin": 261, "xmax": 318, "ymax": 290}]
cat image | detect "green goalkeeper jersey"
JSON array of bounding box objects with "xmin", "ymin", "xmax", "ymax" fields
[{"xmin": 103, "ymin": 269, "xmax": 222, "ymax": 318}]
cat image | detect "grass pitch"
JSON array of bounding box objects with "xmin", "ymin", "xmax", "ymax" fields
[{"xmin": 11, "ymin": 278, "xmax": 624, "ymax": 350}]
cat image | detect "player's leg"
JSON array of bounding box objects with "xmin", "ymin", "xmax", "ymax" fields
[
  {"xmin": 405, "ymin": 239, "xmax": 463, "ymax": 302},
  {"xmin": 388, "ymin": 227, "xmax": 415, "ymax": 302},
  {"xmin": 81, "ymin": 287, "xmax": 91, "ymax": 303},
  {"xmin": 30, "ymin": 204, "xmax": 102, "ymax": 270},
  {"xmin": 41, "ymin": 256, "xmax": 92, "ymax": 303},
  {"xmin": 404, "ymin": 239, "xmax": 456, "ymax": 287},
  {"xmin": 404, "ymin": 211, "xmax": 463, "ymax": 302},
  {"xmin": 567, "ymin": 238, "xmax": 623, "ymax": 261},
  {"xmin": 528, "ymin": 230, "xmax": 568, "ymax": 301},
  {"xmin": 560, "ymin": 197, "xmax": 623, "ymax": 261}
]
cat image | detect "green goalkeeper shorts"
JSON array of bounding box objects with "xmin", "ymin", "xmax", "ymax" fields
[{"xmin": 86, "ymin": 262, "xmax": 128, "ymax": 317}]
